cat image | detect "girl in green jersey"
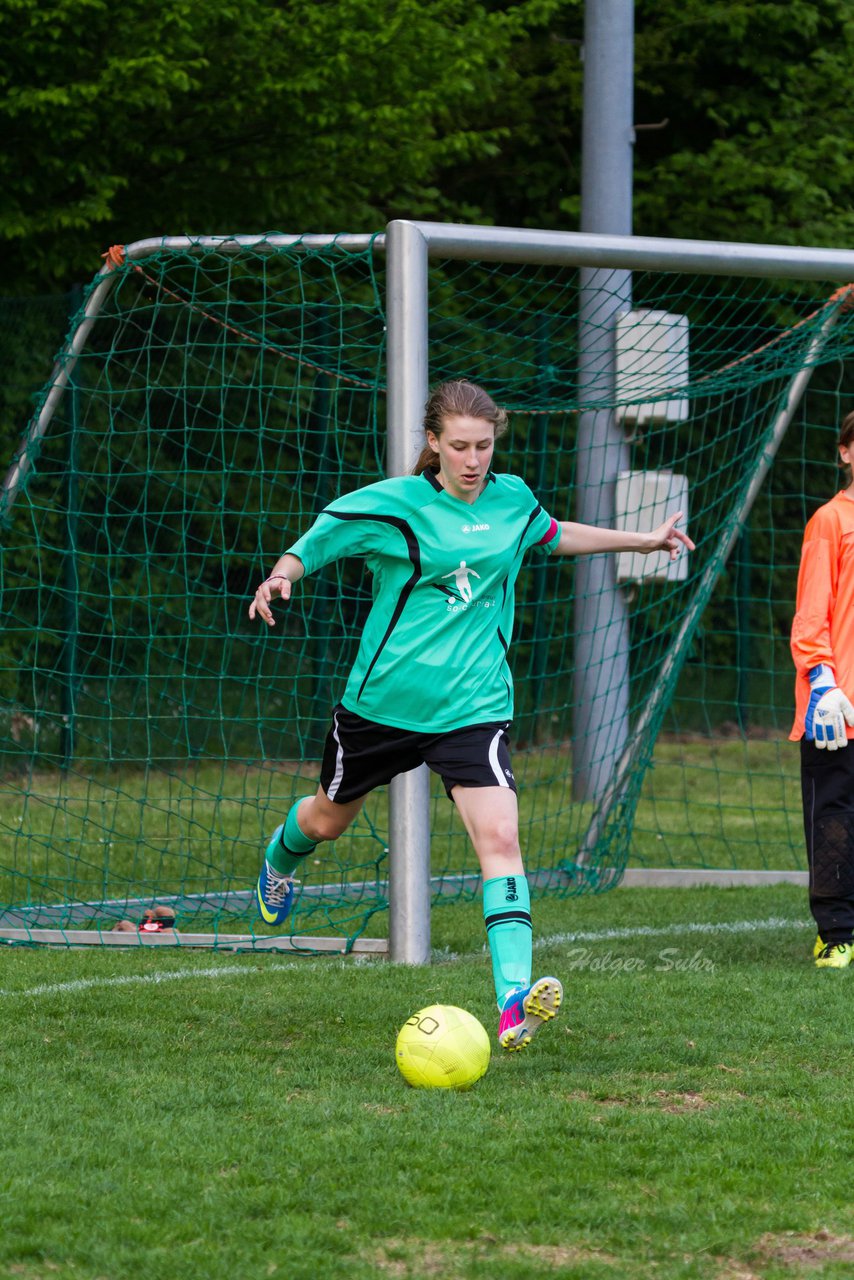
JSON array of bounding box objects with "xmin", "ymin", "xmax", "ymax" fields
[{"xmin": 250, "ymin": 380, "xmax": 693, "ymax": 1051}]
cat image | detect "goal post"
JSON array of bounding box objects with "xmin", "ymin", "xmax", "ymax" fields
[
  {"xmin": 385, "ymin": 218, "xmax": 431, "ymax": 966},
  {"xmin": 4, "ymin": 222, "xmax": 854, "ymax": 958}
]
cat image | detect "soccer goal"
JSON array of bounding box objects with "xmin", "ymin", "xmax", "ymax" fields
[{"xmin": 3, "ymin": 223, "xmax": 854, "ymax": 958}]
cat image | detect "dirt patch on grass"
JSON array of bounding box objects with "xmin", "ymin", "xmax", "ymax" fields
[
  {"xmin": 652, "ymin": 1089, "xmax": 712, "ymax": 1113},
  {"xmin": 565, "ymin": 1088, "xmax": 746, "ymax": 1113},
  {"xmin": 368, "ymin": 1236, "xmax": 620, "ymax": 1276},
  {"xmin": 755, "ymin": 1229, "xmax": 854, "ymax": 1269},
  {"xmin": 712, "ymin": 1260, "xmax": 763, "ymax": 1280},
  {"xmin": 699, "ymin": 1234, "xmax": 854, "ymax": 1280}
]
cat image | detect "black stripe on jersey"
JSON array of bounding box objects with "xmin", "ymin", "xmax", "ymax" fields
[
  {"xmin": 496, "ymin": 575, "xmax": 510, "ymax": 654},
  {"xmin": 514, "ymin": 504, "xmax": 543, "ymax": 557},
  {"xmin": 324, "ymin": 511, "xmax": 422, "ymax": 700},
  {"xmin": 485, "ymin": 909, "xmax": 533, "ymax": 932}
]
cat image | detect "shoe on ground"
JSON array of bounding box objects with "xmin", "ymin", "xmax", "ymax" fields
[
  {"xmin": 813, "ymin": 934, "xmax": 824, "ymax": 959},
  {"xmin": 498, "ymin": 976, "xmax": 563, "ymax": 1052},
  {"xmin": 815, "ymin": 941, "xmax": 854, "ymax": 969},
  {"xmin": 256, "ymin": 831, "xmax": 297, "ymax": 927}
]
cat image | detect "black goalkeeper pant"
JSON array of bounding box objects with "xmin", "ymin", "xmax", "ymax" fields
[{"xmin": 801, "ymin": 739, "xmax": 854, "ymax": 944}]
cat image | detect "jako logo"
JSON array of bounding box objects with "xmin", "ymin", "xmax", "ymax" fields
[
  {"xmin": 461, "ymin": 523, "xmax": 490, "ymax": 533},
  {"xmin": 505, "ymin": 877, "xmax": 518, "ymax": 902}
]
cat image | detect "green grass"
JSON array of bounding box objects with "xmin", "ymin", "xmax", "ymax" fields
[
  {"xmin": 632, "ymin": 737, "xmax": 803, "ymax": 871},
  {"xmin": 3, "ymin": 884, "xmax": 854, "ymax": 1279}
]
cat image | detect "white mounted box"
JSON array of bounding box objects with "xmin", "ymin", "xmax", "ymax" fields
[
  {"xmin": 615, "ymin": 309, "xmax": 689, "ymax": 425},
  {"xmin": 615, "ymin": 470, "xmax": 690, "ymax": 583}
]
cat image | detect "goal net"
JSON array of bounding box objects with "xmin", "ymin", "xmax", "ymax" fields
[{"xmin": 1, "ymin": 233, "xmax": 853, "ymax": 948}]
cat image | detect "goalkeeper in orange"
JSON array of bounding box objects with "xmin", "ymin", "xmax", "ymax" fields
[{"xmin": 790, "ymin": 409, "xmax": 854, "ymax": 968}]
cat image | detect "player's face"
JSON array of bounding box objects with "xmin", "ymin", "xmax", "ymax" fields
[
  {"xmin": 840, "ymin": 442, "xmax": 854, "ymax": 491},
  {"xmin": 427, "ymin": 415, "xmax": 495, "ymax": 504}
]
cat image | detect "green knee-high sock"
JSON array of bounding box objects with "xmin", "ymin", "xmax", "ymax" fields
[
  {"xmin": 267, "ymin": 798, "xmax": 318, "ymax": 876},
  {"xmin": 482, "ymin": 874, "xmax": 532, "ymax": 1008}
]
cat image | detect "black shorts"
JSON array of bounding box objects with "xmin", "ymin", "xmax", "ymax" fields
[{"xmin": 319, "ymin": 704, "xmax": 517, "ymax": 804}]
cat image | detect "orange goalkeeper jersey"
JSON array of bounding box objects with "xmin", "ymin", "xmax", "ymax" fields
[{"xmin": 790, "ymin": 490, "xmax": 854, "ymax": 741}]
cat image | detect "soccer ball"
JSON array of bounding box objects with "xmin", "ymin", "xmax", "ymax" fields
[{"xmin": 395, "ymin": 1004, "xmax": 491, "ymax": 1090}]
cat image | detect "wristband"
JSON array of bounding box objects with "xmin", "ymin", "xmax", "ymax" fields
[{"xmin": 263, "ymin": 575, "xmax": 289, "ymax": 585}]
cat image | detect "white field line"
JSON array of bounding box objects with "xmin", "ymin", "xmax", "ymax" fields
[
  {"xmin": 0, "ymin": 961, "xmax": 302, "ymax": 999},
  {"xmin": 0, "ymin": 914, "xmax": 812, "ymax": 1000},
  {"xmin": 534, "ymin": 914, "xmax": 813, "ymax": 950}
]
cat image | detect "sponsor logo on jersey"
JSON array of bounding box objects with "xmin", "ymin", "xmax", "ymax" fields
[
  {"xmin": 461, "ymin": 522, "xmax": 491, "ymax": 533},
  {"xmin": 430, "ymin": 561, "xmax": 496, "ymax": 612},
  {"xmin": 442, "ymin": 560, "xmax": 480, "ymax": 602}
]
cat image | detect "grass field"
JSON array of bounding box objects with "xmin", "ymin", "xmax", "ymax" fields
[{"xmin": 4, "ymin": 882, "xmax": 854, "ymax": 1280}]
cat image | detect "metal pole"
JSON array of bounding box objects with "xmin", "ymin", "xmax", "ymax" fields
[
  {"xmin": 385, "ymin": 220, "xmax": 432, "ymax": 964},
  {"xmin": 309, "ymin": 310, "xmax": 334, "ymax": 734},
  {"xmin": 0, "ymin": 268, "xmax": 119, "ymax": 524},
  {"xmin": 405, "ymin": 223, "xmax": 854, "ymax": 280},
  {"xmin": 529, "ymin": 316, "xmax": 553, "ymax": 743},
  {"xmin": 573, "ymin": 0, "xmax": 635, "ymax": 800}
]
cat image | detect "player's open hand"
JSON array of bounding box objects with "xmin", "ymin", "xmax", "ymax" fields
[
  {"xmin": 648, "ymin": 511, "xmax": 695, "ymax": 560},
  {"xmin": 249, "ymin": 576, "xmax": 291, "ymax": 626}
]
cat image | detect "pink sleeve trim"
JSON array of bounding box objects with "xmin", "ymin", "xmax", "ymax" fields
[{"xmin": 536, "ymin": 517, "xmax": 559, "ymax": 546}]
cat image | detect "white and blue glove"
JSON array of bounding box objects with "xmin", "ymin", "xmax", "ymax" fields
[{"xmin": 805, "ymin": 664, "xmax": 854, "ymax": 750}]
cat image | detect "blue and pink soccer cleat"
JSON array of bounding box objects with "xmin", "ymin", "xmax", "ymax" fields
[{"xmin": 498, "ymin": 976, "xmax": 563, "ymax": 1052}]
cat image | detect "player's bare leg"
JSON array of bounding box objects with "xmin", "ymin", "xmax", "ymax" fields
[{"xmin": 453, "ymin": 785, "xmax": 563, "ymax": 1051}]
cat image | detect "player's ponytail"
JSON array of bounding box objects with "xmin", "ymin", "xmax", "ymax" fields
[
  {"xmin": 412, "ymin": 441, "xmax": 441, "ymax": 475},
  {"xmin": 412, "ymin": 380, "xmax": 508, "ymax": 475}
]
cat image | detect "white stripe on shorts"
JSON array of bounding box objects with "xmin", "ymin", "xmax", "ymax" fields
[
  {"xmin": 488, "ymin": 727, "xmax": 509, "ymax": 787},
  {"xmin": 327, "ymin": 710, "xmax": 345, "ymax": 801}
]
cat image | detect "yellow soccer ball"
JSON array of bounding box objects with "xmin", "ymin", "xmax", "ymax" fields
[{"xmin": 395, "ymin": 1004, "xmax": 491, "ymax": 1090}]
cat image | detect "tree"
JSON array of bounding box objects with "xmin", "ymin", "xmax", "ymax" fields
[
  {"xmin": 0, "ymin": 0, "xmax": 563, "ymax": 292},
  {"xmin": 439, "ymin": 0, "xmax": 854, "ymax": 251},
  {"xmin": 4, "ymin": 0, "xmax": 854, "ymax": 294},
  {"xmin": 632, "ymin": 0, "xmax": 854, "ymax": 247}
]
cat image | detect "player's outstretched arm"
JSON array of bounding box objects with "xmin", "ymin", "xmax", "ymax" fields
[
  {"xmin": 249, "ymin": 553, "xmax": 305, "ymax": 627},
  {"xmin": 553, "ymin": 510, "xmax": 695, "ymax": 559}
]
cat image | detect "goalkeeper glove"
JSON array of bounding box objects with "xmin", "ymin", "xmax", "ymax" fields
[{"xmin": 805, "ymin": 664, "xmax": 854, "ymax": 750}]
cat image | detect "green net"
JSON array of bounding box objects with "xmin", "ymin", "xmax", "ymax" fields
[{"xmin": 2, "ymin": 235, "xmax": 854, "ymax": 948}]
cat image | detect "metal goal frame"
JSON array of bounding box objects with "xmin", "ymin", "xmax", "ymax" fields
[{"xmin": 6, "ymin": 220, "xmax": 854, "ymax": 959}]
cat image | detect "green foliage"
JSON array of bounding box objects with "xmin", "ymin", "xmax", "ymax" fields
[
  {"xmin": 0, "ymin": 0, "xmax": 563, "ymax": 290},
  {"xmin": 445, "ymin": 0, "xmax": 854, "ymax": 251},
  {"xmin": 633, "ymin": 0, "xmax": 854, "ymax": 246},
  {"xmin": 3, "ymin": 0, "xmax": 854, "ymax": 293}
]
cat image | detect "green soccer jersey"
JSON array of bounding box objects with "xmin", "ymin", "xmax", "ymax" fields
[{"xmin": 286, "ymin": 470, "xmax": 560, "ymax": 732}]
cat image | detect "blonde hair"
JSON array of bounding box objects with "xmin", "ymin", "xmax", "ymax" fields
[{"xmin": 412, "ymin": 380, "xmax": 508, "ymax": 475}]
